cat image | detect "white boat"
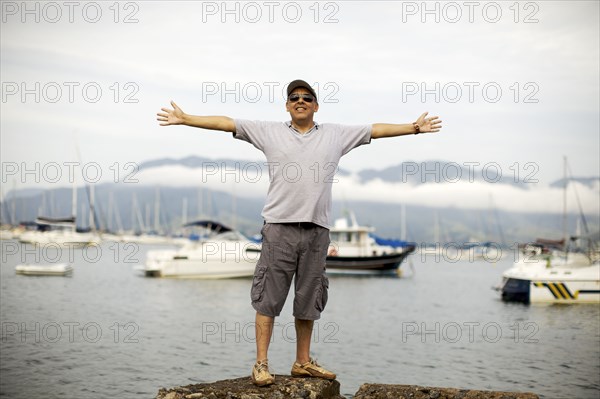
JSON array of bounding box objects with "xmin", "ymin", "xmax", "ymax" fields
[
  {"xmin": 15, "ymin": 263, "xmax": 73, "ymax": 276},
  {"xmin": 500, "ymin": 234, "xmax": 600, "ymax": 303},
  {"xmin": 326, "ymin": 213, "xmax": 415, "ymax": 275},
  {"xmin": 500, "ymin": 158, "xmax": 600, "ymax": 303},
  {"xmin": 19, "ymin": 217, "xmax": 99, "ymax": 247},
  {"xmin": 0, "ymin": 228, "xmax": 15, "ymax": 240},
  {"xmin": 142, "ymin": 216, "xmax": 416, "ymax": 278},
  {"xmin": 500, "ymin": 258, "xmax": 600, "ymax": 303},
  {"xmin": 142, "ymin": 221, "xmax": 261, "ymax": 279}
]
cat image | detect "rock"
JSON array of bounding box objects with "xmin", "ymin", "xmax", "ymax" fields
[
  {"xmin": 353, "ymin": 384, "xmax": 540, "ymax": 399},
  {"xmin": 157, "ymin": 378, "xmax": 540, "ymax": 399},
  {"xmin": 155, "ymin": 376, "xmax": 343, "ymax": 399}
]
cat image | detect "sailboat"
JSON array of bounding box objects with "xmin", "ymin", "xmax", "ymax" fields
[
  {"xmin": 500, "ymin": 158, "xmax": 599, "ymax": 303},
  {"xmin": 18, "ymin": 181, "xmax": 99, "ymax": 247},
  {"xmin": 18, "ymin": 216, "xmax": 97, "ymax": 247}
]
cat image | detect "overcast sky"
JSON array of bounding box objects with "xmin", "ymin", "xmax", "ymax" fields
[{"xmin": 1, "ymin": 1, "xmax": 599, "ymax": 199}]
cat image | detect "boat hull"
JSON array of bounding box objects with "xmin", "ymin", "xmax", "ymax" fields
[
  {"xmin": 19, "ymin": 231, "xmax": 99, "ymax": 247},
  {"xmin": 15, "ymin": 263, "xmax": 73, "ymax": 276},
  {"xmin": 143, "ymin": 228, "xmax": 416, "ymax": 278},
  {"xmin": 325, "ymin": 248, "xmax": 414, "ymax": 275},
  {"xmin": 144, "ymin": 242, "xmax": 261, "ymax": 279},
  {"xmin": 502, "ymin": 277, "xmax": 600, "ymax": 303},
  {"xmin": 501, "ymin": 262, "xmax": 600, "ymax": 303},
  {"xmin": 145, "ymin": 258, "xmax": 256, "ymax": 279}
]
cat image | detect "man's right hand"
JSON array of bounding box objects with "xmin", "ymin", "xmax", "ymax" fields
[
  {"xmin": 157, "ymin": 101, "xmax": 185, "ymax": 126},
  {"xmin": 156, "ymin": 101, "xmax": 236, "ymax": 132}
]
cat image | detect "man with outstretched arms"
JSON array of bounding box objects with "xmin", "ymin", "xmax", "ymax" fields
[{"xmin": 157, "ymin": 79, "xmax": 442, "ymax": 386}]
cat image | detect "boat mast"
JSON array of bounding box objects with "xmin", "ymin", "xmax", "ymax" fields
[
  {"xmin": 154, "ymin": 187, "xmax": 160, "ymax": 233},
  {"xmin": 132, "ymin": 192, "xmax": 146, "ymax": 233},
  {"xmin": 40, "ymin": 191, "xmax": 46, "ymax": 217},
  {"xmin": 145, "ymin": 203, "xmax": 151, "ymax": 233},
  {"xmin": 182, "ymin": 197, "xmax": 188, "ymax": 226},
  {"xmin": 131, "ymin": 193, "xmax": 136, "ymax": 232},
  {"xmin": 562, "ymin": 156, "xmax": 567, "ymax": 250},
  {"xmin": 401, "ymin": 203, "xmax": 406, "ymax": 241},
  {"xmin": 71, "ymin": 174, "xmax": 77, "ymax": 221},
  {"xmin": 433, "ymin": 211, "xmax": 440, "ymax": 246},
  {"xmin": 231, "ymin": 183, "xmax": 237, "ymax": 230},
  {"xmin": 89, "ymin": 184, "xmax": 96, "ymax": 232},
  {"xmin": 197, "ymin": 187, "xmax": 203, "ymax": 219},
  {"xmin": 11, "ymin": 180, "xmax": 17, "ymax": 225},
  {"xmin": 108, "ymin": 191, "xmax": 113, "ymax": 232},
  {"xmin": 81, "ymin": 203, "xmax": 86, "ymax": 228}
]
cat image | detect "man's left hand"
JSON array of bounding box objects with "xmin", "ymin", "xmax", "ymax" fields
[{"xmin": 416, "ymin": 112, "xmax": 442, "ymax": 133}]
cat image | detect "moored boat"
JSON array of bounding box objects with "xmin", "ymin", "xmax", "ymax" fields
[
  {"xmin": 500, "ymin": 259, "xmax": 599, "ymax": 303},
  {"xmin": 326, "ymin": 213, "xmax": 415, "ymax": 275},
  {"xmin": 500, "ymin": 234, "xmax": 600, "ymax": 303},
  {"xmin": 142, "ymin": 216, "xmax": 416, "ymax": 278},
  {"xmin": 15, "ymin": 263, "xmax": 73, "ymax": 276},
  {"xmin": 18, "ymin": 217, "xmax": 99, "ymax": 247},
  {"xmin": 142, "ymin": 221, "xmax": 260, "ymax": 279}
]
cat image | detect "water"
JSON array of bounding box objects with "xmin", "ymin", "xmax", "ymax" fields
[{"xmin": 1, "ymin": 241, "xmax": 599, "ymax": 399}]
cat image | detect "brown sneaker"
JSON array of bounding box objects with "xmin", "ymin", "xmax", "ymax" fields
[
  {"xmin": 251, "ymin": 359, "xmax": 275, "ymax": 386},
  {"xmin": 291, "ymin": 358, "xmax": 336, "ymax": 380}
]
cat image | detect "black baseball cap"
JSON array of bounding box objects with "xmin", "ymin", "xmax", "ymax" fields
[{"xmin": 287, "ymin": 79, "xmax": 317, "ymax": 102}]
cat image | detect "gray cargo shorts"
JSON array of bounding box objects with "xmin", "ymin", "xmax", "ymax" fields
[{"xmin": 251, "ymin": 222, "xmax": 330, "ymax": 320}]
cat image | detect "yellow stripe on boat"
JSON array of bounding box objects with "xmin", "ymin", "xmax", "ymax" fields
[
  {"xmin": 546, "ymin": 283, "xmax": 563, "ymax": 299},
  {"xmin": 556, "ymin": 283, "xmax": 574, "ymax": 299}
]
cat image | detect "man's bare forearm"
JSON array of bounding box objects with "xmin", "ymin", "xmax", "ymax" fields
[
  {"xmin": 371, "ymin": 123, "xmax": 417, "ymax": 139},
  {"xmin": 371, "ymin": 113, "xmax": 442, "ymax": 138},
  {"xmin": 182, "ymin": 114, "xmax": 236, "ymax": 132}
]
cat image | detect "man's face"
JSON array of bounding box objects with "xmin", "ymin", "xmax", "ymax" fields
[{"xmin": 285, "ymin": 87, "xmax": 319, "ymax": 121}]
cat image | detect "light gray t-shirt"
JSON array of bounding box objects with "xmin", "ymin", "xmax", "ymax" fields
[{"xmin": 234, "ymin": 120, "xmax": 371, "ymax": 228}]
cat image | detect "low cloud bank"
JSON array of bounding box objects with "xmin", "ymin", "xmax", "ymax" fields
[{"xmin": 135, "ymin": 165, "xmax": 599, "ymax": 215}]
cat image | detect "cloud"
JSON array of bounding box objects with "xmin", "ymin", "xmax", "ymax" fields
[
  {"xmin": 2, "ymin": 1, "xmax": 598, "ymax": 198},
  {"xmin": 133, "ymin": 164, "xmax": 600, "ymax": 215}
]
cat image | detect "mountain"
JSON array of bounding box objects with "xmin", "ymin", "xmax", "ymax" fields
[
  {"xmin": 135, "ymin": 156, "xmax": 599, "ymax": 190},
  {"xmin": 356, "ymin": 161, "xmax": 531, "ymax": 189},
  {"xmin": 3, "ymin": 156, "xmax": 599, "ymax": 243},
  {"xmin": 550, "ymin": 177, "xmax": 600, "ymax": 190},
  {"xmin": 132, "ymin": 155, "xmax": 353, "ymax": 179}
]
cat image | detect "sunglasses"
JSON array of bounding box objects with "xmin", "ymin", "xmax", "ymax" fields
[{"xmin": 288, "ymin": 93, "xmax": 315, "ymax": 103}]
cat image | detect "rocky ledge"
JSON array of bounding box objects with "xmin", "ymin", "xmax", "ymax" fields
[
  {"xmin": 156, "ymin": 376, "xmax": 343, "ymax": 399},
  {"xmin": 156, "ymin": 377, "xmax": 540, "ymax": 399},
  {"xmin": 354, "ymin": 383, "xmax": 540, "ymax": 399}
]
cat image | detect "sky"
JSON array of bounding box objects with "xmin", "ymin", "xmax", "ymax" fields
[{"xmin": 1, "ymin": 1, "xmax": 599, "ymax": 214}]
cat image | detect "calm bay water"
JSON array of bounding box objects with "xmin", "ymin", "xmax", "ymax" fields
[{"xmin": 1, "ymin": 241, "xmax": 599, "ymax": 399}]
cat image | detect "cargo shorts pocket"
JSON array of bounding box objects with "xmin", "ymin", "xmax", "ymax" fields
[
  {"xmin": 315, "ymin": 275, "xmax": 329, "ymax": 312},
  {"xmin": 251, "ymin": 265, "xmax": 268, "ymax": 302}
]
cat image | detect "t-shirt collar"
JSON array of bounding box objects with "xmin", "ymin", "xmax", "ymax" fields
[{"xmin": 286, "ymin": 121, "xmax": 319, "ymax": 134}]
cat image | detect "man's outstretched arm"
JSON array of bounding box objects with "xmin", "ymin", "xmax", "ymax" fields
[
  {"xmin": 372, "ymin": 112, "xmax": 442, "ymax": 139},
  {"xmin": 156, "ymin": 101, "xmax": 236, "ymax": 133}
]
